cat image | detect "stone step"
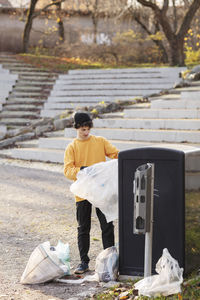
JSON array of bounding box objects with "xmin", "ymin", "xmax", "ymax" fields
[
  {"xmin": 0, "ymin": 125, "xmax": 7, "ymax": 139},
  {"xmin": 93, "ymin": 118, "xmax": 200, "ymax": 130},
  {"xmin": 124, "ymin": 108, "xmax": 200, "ymax": 119},
  {"xmin": 151, "ymin": 99, "xmax": 200, "ymax": 109},
  {"xmin": 0, "ymin": 99, "xmax": 6, "ymax": 104},
  {"xmin": 5, "ymin": 66, "xmax": 49, "ymax": 72},
  {"xmin": 0, "ymin": 75, "xmax": 17, "ymax": 81},
  {"xmin": 16, "ymin": 139, "xmax": 39, "ymax": 148},
  {"xmin": 51, "ymin": 83, "xmax": 173, "ymax": 92},
  {"xmin": 11, "ymin": 71, "xmax": 57, "ymax": 76},
  {"xmin": 99, "ymin": 112, "xmax": 127, "ymax": 119},
  {"xmin": 43, "ymin": 130, "xmax": 65, "ymax": 137},
  {"xmin": 40, "ymin": 110, "xmax": 65, "ymax": 118},
  {"xmin": 181, "ymin": 91, "xmax": 200, "ymax": 101},
  {"xmin": 54, "ymin": 78, "xmax": 175, "ymax": 86},
  {"xmin": 0, "ymin": 89, "xmax": 13, "ymax": 95},
  {"xmin": 58, "ymin": 72, "xmax": 179, "ymax": 81},
  {"xmin": 50, "ymin": 89, "xmax": 162, "ymax": 97},
  {"xmin": 41, "ymin": 106, "xmax": 120, "ymax": 118},
  {"xmin": 10, "ymin": 147, "xmax": 64, "ymax": 163},
  {"xmin": 67, "ymin": 67, "xmax": 186, "ymax": 75},
  {"xmin": 37, "ymin": 136, "xmax": 200, "ymax": 169},
  {"xmin": 2, "ymin": 63, "xmax": 29, "ymax": 68},
  {"xmin": 5, "ymin": 98, "xmax": 45, "ymax": 105},
  {"xmin": 175, "ymin": 86, "xmax": 200, "ymax": 93},
  {"xmin": 64, "ymin": 127, "xmax": 200, "ymax": 143},
  {"xmin": 18, "ymin": 72, "xmax": 58, "ymax": 82},
  {"xmin": 38, "ymin": 136, "xmax": 152, "ymax": 151},
  {"xmin": 0, "ymin": 118, "xmax": 34, "ymax": 126},
  {"xmin": 47, "ymin": 95, "xmax": 154, "ymax": 103},
  {"xmin": 41, "ymin": 103, "xmax": 101, "ymax": 118},
  {"xmin": 44, "ymin": 101, "xmax": 99, "ymax": 110},
  {"xmin": 2, "ymin": 104, "xmax": 42, "ymax": 111},
  {"xmin": 149, "ymin": 94, "xmax": 180, "ymax": 101},
  {"xmin": 15, "ymin": 80, "xmax": 54, "ymax": 87},
  {"xmin": 6, "ymin": 141, "xmax": 200, "ymax": 190},
  {"xmin": 19, "ymin": 74, "xmax": 57, "ymax": 80},
  {"xmin": 10, "ymin": 91, "xmax": 49, "ymax": 97},
  {"xmin": 8, "ymin": 94, "xmax": 47, "ymax": 99},
  {"xmin": 0, "ymin": 111, "xmax": 40, "ymax": 119},
  {"xmin": 13, "ymin": 86, "xmax": 47, "ymax": 92}
]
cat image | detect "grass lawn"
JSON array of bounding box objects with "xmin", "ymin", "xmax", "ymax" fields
[{"xmin": 16, "ymin": 53, "xmax": 170, "ymax": 73}]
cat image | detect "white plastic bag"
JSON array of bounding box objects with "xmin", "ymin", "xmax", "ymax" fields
[
  {"xmin": 95, "ymin": 246, "xmax": 119, "ymax": 282},
  {"xmin": 70, "ymin": 159, "xmax": 118, "ymax": 222},
  {"xmin": 134, "ymin": 248, "xmax": 183, "ymax": 297},
  {"xmin": 57, "ymin": 246, "xmax": 119, "ymax": 284},
  {"xmin": 20, "ymin": 241, "xmax": 70, "ymax": 284}
]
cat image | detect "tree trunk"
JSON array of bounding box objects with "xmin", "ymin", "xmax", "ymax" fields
[
  {"xmin": 169, "ymin": 37, "xmax": 185, "ymax": 66},
  {"xmin": 92, "ymin": 15, "xmax": 98, "ymax": 44},
  {"xmin": 22, "ymin": 0, "xmax": 38, "ymax": 53},
  {"xmin": 55, "ymin": 1, "xmax": 65, "ymax": 43},
  {"xmin": 92, "ymin": 0, "xmax": 98, "ymax": 44},
  {"xmin": 156, "ymin": 40, "xmax": 169, "ymax": 63}
]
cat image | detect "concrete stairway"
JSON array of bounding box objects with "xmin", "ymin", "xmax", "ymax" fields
[
  {"xmin": 40, "ymin": 67, "xmax": 185, "ymax": 118},
  {"xmin": 6, "ymin": 81, "xmax": 200, "ymax": 190},
  {"xmin": 0, "ymin": 55, "xmax": 58, "ymax": 130},
  {"xmin": 2, "ymin": 66, "xmax": 200, "ymax": 189}
]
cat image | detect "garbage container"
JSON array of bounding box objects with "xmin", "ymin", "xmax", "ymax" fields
[{"xmin": 118, "ymin": 147, "xmax": 185, "ymax": 276}]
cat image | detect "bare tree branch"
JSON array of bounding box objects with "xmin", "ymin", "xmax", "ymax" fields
[
  {"xmin": 162, "ymin": 0, "xmax": 169, "ymax": 14},
  {"xmin": 136, "ymin": 0, "xmax": 158, "ymax": 10},
  {"xmin": 33, "ymin": 0, "xmax": 67, "ymax": 19},
  {"xmin": 178, "ymin": 0, "xmax": 200, "ymax": 38}
]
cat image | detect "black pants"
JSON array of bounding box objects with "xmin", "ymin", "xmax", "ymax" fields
[{"xmin": 76, "ymin": 200, "xmax": 114, "ymax": 264}]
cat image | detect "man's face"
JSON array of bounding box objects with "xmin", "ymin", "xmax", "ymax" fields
[{"xmin": 77, "ymin": 126, "xmax": 91, "ymax": 140}]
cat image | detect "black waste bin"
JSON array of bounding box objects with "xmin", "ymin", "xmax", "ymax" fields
[{"xmin": 118, "ymin": 147, "xmax": 185, "ymax": 276}]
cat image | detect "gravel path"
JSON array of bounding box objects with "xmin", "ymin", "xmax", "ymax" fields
[{"xmin": 0, "ymin": 158, "xmax": 118, "ymax": 300}]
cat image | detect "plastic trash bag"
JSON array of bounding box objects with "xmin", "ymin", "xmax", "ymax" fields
[
  {"xmin": 134, "ymin": 248, "xmax": 183, "ymax": 297},
  {"xmin": 95, "ymin": 246, "xmax": 119, "ymax": 282},
  {"xmin": 20, "ymin": 241, "xmax": 70, "ymax": 284},
  {"xmin": 57, "ymin": 246, "xmax": 119, "ymax": 284},
  {"xmin": 70, "ymin": 159, "xmax": 118, "ymax": 222}
]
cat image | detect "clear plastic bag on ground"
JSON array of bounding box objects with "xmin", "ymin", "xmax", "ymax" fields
[
  {"xmin": 57, "ymin": 246, "xmax": 119, "ymax": 284},
  {"xmin": 134, "ymin": 248, "xmax": 183, "ymax": 297},
  {"xmin": 70, "ymin": 159, "xmax": 118, "ymax": 222},
  {"xmin": 95, "ymin": 246, "xmax": 119, "ymax": 282},
  {"xmin": 20, "ymin": 241, "xmax": 70, "ymax": 284}
]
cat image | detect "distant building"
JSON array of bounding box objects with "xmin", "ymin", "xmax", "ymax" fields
[
  {"xmin": 0, "ymin": 0, "xmax": 11, "ymax": 7},
  {"xmin": 0, "ymin": 0, "xmax": 29, "ymax": 8}
]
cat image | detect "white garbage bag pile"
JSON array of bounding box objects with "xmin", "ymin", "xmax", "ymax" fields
[
  {"xmin": 70, "ymin": 159, "xmax": 118, "ymax": 222},
  {"xmin": 20, "ymin": 241, "xmax": 70, "ymax": 284},
  {"xmin": 134, "ymin": 248, "xmax": 183, "ymax": 297}
]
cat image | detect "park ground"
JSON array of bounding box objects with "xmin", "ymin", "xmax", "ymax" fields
[{"xmin": 0, "ymin": 158, "xmax": 118, "ymax": 300}]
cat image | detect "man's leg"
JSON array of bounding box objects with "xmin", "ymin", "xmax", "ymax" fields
[
  {"xmin": 76, "ymin": 200, "xmax": 92, "ymax": 264},
  {"xmin": 96, "ymin": 208, "xmax": 114, "ymax": 249}
]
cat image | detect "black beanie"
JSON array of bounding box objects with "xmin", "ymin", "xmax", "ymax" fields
[{"xmin": 74, "ymin": 112, "xmax": 93, "ymax": 128}]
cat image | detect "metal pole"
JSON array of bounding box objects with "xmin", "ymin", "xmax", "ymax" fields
[{"xmin": 144, "ymin": 164, "xmax": 154, "ymax": 277}]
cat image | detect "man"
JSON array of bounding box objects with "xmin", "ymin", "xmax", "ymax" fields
[{"xmin": 64, "ymin": 112, "xmax": 119, "ymax": 274}]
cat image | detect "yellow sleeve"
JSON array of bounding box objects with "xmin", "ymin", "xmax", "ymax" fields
[
  {"xmin": 103, "ymin": 138, "xmax": 119, "ymax": 159},
  {"xmin": 64, "ymin": 144, "xmax": 80, "ymax": 181}
]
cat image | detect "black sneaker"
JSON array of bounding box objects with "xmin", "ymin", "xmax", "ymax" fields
[{"xmin": 74, "ymin": 262, "xmax": 89, "ymax": 274}]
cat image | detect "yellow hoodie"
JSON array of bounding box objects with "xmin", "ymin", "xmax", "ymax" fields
[{"xmin": 64, "ymin": 135, "xmax": 119, "ymax": 202}]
